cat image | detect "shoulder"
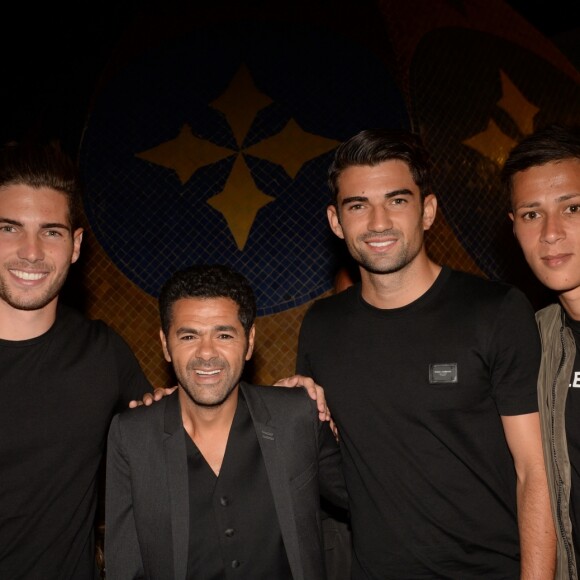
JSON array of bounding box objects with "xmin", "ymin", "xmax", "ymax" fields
[
  {"xmin": 242, "ymin": 383, "xmax": 314, "ymax": 413},
  {"xmin": 56, "ymin": 303, "xmax": 120, "ymax": 340},
  {"xmin": 303, "ymin": 285, "xmax": 358, "ymax": 321},
  {"xmin": 112, "ymin": 394, "xmax": 170, "ymax": 436},
  {"xmin": 446, "ymin": 269, "xmax": 530, "ymax": 305},
  {"xmin": 536, "ymin": 302, "xmax": 563, "ymax": 330}
]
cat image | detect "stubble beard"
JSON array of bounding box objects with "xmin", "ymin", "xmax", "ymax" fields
[
  {"xmin": 0, "ymin": 266, "xmax": 69, "ymax": 311},
  {"xmin": 347, "ymin": 233, "xmax": 423, "ymax": 276},
  {"xmin": 178, "ymin": 358, "xmax": 244, "ymax": 408}
]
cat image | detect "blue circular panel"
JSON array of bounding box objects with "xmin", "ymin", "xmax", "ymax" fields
[{"xmin": 80, "ymin": 21, "xmax": 409, "ymax": 315}]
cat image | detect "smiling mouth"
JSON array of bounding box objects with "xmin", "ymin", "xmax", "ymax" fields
[
  {"xmin": 10, "ymin": 270, "xmax": 48, "ymax": 281},
  {"xmin": 367, "ymin": 240, "xmax": 394, "ymax": 248},
  {"xmin": 195, "ymin": 369, "xmax": 221, "ymax": 376}
]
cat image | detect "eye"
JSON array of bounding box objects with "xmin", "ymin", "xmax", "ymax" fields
[
  {"xmin": 391, "ymin": 197, "xmax": 408, "ymax": 206},
  {"xmin": 217, "ymin": 333, "xmax": 234, "ymax": 340},
  {"xmin": 565, "ymin": 204, "xmax": 580, "ymax": 214},
  {"xmin": 45, "ymin": 230, "xmax": 64, "ymax": 238},
  {"xmin": 0, "ymin": 224, "xmax": 16, "ymax": 233},
  {"xmin": 520, "ymin": 210, "xmax": 540, "ymax": 221}
]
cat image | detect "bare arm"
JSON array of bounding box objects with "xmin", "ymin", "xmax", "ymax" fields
[{"xmin": 501, "ymin": 412, "xmax": 556, "ymax": 579}]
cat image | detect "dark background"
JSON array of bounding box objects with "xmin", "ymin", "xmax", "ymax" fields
[{"xmin": 0, "ymin": 1, "xmax": 577, "ymax": 157}]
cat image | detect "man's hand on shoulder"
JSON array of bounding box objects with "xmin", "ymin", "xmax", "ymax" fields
[
  {"xmin": 274, "ymin": 374, "xmax": 331, "ymax": 423},
  {"xmin": 128, "ymin": 386, "xmax": 178, "ymax": 408}
]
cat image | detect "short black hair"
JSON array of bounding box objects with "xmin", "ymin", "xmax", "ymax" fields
[
  {"xmin": 501, "ymin": 123, "xmax": 580, "ymax": 205},
  {"xmin": 159, "ymin": 264, "xmax": 257, "ymax": 336},
  {"xmin": 0, "ymin": 140, "xmax": 83, "ymax": 230},
  {"xmin": 327, "ymin": 128, "xmax": 432, "ymax": 206}
]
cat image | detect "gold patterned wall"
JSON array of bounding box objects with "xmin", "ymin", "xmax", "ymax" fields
[{"xmin": 72, "ymin": 0, "xmax": 579, "ymax": 388}]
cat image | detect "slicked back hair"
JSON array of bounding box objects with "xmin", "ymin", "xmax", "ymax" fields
[
  {"xmin": 327, "ymin": 128, "xmax": 433, "ymax": 207},
  {"xmin": 0, "ymin": 140, "xmax": 83, "ymax": 230}
]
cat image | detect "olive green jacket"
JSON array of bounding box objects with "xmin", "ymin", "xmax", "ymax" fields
[{"xmin": 537, "ymin": 303, "xmax": 577, "ymax": 580}]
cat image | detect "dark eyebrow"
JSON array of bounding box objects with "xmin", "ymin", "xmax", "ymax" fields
[
  {"xmin": 0, "ymin": 217, "xmax": 70, "ymax": 230},
  {"xmin": 43, "ymin": 222, "xmax": 71, "ymax": 230},
  {"xmin": 340, "ymin": 195, "xmax": 368, "ymax": 207},
  {"xmin": 0, "ymin": 217, "xmax": 22, "ymax": 226},
  {"xmin": 340, "ymin": 188, "xmax": 414, "ymax": 207},
  {"xmin": 557, "ymin": 193, "xmax": 580, "ymax": 203},
  {"xmin": 175, "ymin": 324, "xmax": 238, "ymax": 334},
  {"xmin": 215, "ymin": 325, "xmax": 238, "ymax": 333},
  {"xmin": 514, "ymin": 193, "xmax": 580, "ymax": 212}
]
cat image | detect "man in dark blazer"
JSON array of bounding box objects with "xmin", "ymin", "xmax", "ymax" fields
[{"xmin": 104, "ymin": 264, "xmax": 348, "ymax": 580}]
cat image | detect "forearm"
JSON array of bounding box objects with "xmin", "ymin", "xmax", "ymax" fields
[{"xmin": 517, "ymin": 470, "xmax": 556, "ymax": 579}]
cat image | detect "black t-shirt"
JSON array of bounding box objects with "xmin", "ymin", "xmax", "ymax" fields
[
  {"xmin": 564, "ymin": 314, "xmax": 580, "ymax": 565},
  {"xmin": 0, "ymin": 304, "xmax": 152, "ymax": 579},
  {"xmin": 297, "ymin": 267, "xmax": 541, "ymax": 579}
]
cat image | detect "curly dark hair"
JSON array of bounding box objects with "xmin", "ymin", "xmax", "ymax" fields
[{"xmin": 159, "ymin": 264, "xmax": 257, "ymax": 336}]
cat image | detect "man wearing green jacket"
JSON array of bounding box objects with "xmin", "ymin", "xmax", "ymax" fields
[{"xmin": 503, "ymin": 123, "xmax": 580, "ymax": 580}]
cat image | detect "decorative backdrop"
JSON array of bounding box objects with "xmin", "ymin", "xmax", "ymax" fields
[{"xmin": 76, "ymin": 0, "xmax": 580, "ymax": 387}]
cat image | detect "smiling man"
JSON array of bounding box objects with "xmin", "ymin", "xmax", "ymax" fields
[
  {"xmin": 504, "ymin": 123, "xmax": 580, "ymax": 580},
  {"xmin": 104, "ymin": 264, "xmax": 347, "ymax": 580},
  {"xmin": 0, "ymin": 141, "xmax": 153, "ymax": 579},
  {"xmin": 278, "ymin": 128, "xmax": 556, "ymax": 578}
]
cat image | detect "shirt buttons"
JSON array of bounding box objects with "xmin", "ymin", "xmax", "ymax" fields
[
  {"xmin": 220, "ymin": 496, "xmax": 229, "ymax": 506},
  {"xmin": 231, "ymin": 560, "xmax": 240, "ymax": 568},
  {"xmin": 225, "ymin": 528, "xmax": 235, "ymax": 537}
]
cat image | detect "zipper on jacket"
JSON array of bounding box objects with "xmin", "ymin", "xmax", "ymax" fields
[{"xmin": 552, "ymin": 322, "xmax": 575, "ymax": 578}]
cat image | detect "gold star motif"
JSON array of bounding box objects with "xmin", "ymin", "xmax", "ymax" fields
[
  {"xmin": 135, "ymin": 63, "xmax": 338, "ymax": 250},
  {"xmin": 135, "ymin": 124, "xmax": 235, "ymax": 184},
  {"xmin": 207, "ymin": 156, "xmax": 274, "ymax": 250},
  {"xmin": 212, "ymin": 64, "xmax": 272, "ymax": 147},
  {"xmin": 463, "ymin": 70, "xmax": 540, "ymax": 166},
  {"xmin": 463, "ymin": 119, "xmax": 517, "ymax": 167},
  {"xmin": 497, "ymin": 70, "xmax": 539, "ymax": 135},
  {"xmin": 245, "ymin": 119, "xmax": 341, "ymax": 178}
]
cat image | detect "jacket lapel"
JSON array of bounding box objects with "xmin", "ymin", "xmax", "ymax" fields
[
  {"xmin": 241, "ymin": 383, "xmax": 304, "ymax": 580},
  {"xmin": 163, "ymin": 392, "xmax": 189, "ymax": 580}
]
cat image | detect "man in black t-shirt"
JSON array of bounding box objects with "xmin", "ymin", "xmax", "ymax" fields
[
  {"xmin": 277, "ymin": 128, "xmax": 556, "ymax": 578},
  {"xmin": 503, "ymin": 123, "xmax": 580, "ymax": 580},
  {"xmin": 0, "ymin": 141, "xmax": 154, "ymax": 579}
]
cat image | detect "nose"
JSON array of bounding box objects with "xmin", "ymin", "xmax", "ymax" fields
[
  {"xmin": 368, "ymin": 206, "xmax": 393, "ymax": 232},
  {"xmin": 195, "ymin": 335, "xmax": 218, "ymax": 360},
  {"xmin": 17, "ymin": 233, "xmax": 45, "ymax": 262},
  {"xmin": 540, "ymin": 213, "xmax": 565, "ymax": 245}
]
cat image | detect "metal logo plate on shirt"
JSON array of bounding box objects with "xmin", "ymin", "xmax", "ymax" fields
[{"xmin": 429, "ymin": 363, "xmax": 458, "ymax": 384}]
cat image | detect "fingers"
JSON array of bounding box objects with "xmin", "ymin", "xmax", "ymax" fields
[
  {"xmin": 273, "ymin": 375, "xmax": 302, "ymax": 387},
  {"xmin": 274, "ymin": 375, "xmax": 331, "ymax": 422},
  {"xmin": 330, "ymin": 418, "xmax": 339, "ymax": 442},
  {"xmin": 127, "ymin": 386, "xmax": 177, "ymax": 409}
]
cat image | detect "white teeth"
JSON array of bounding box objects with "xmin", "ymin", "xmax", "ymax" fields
[
  {"xmin": 11, "ymin": 270, "xmax": 46, "ymax": 280},
  {"xmin": 369, "ymin": 241, "xmax": 392, "ymax": 247},
  {"xmin": 196, "ymin": 369, "xmax": 220, "ymax": 375}
]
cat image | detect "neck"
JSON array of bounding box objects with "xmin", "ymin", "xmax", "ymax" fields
[
  {"xmin": 559, "ymin": 290, "xmax": 580, "ymax": 321},
  {"xmin": 179, "ymin": 385, "xmax": 239, "ymax": 439},
  {"xmin": 179, "ymin": 386, "xmax": 239, "ymax": 477},
  {"xmin": 360, "ymin": 252, "xmax": 442, "ymax": 309},
  {"xmin": 0, "ymin": 298, "xmax": 59, "ymax": 340}
]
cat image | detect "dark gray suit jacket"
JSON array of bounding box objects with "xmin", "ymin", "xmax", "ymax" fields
[{"xmin": 104, "ymin": 383, "xmax": 347, "ymax": 580}]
